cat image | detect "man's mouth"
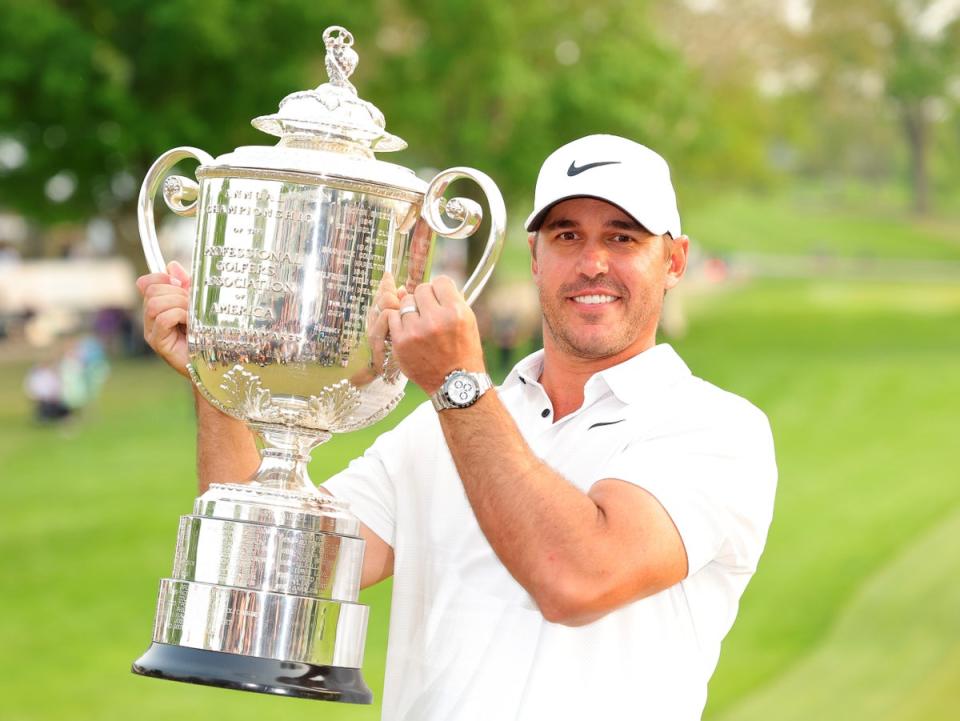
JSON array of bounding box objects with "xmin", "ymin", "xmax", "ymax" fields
[{"xmin": 570, "ymin": 294, "xmax": 618, "ymax": 305}]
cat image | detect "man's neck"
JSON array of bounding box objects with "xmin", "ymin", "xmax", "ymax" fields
[{"xmin": 539, "ymin": 336, "xmax": 656, "ymax": 421}]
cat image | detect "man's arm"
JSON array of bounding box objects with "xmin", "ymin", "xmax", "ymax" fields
[
  {"xmin": 386, "ymin": 277, "xmax": 688, "ymax": 626},
  {"xmin": 137, "ymin": 263, "xmax": 395, "ymax": 589},
  {"xmin": 439, "ymin": 393, "xmax": 686, "ymax": 626},
  {"xmin": 194, "ymin": 388, "xmax": 259, "ymax": 492}
]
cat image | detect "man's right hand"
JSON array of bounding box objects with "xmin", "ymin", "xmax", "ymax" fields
[{"xmin": 136, "ymin": 261, "xmax": 191, "ymax": 379}]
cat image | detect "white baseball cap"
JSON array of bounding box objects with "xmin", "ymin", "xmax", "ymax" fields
[{"xmin": 524, "ymin": 134, "xmax": 681, "ymax": 237}]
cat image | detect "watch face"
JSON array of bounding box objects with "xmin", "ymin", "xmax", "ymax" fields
[{"xmin": 445, "ymin": 372, "xmax": 479, "ymax": 407}]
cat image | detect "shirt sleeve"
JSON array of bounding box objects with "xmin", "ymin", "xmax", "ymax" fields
[
  {"xmin": 601, "ymin": 396, "xmax": 778, "ymax": 577},
  {"xmin": 321, "ymin": 402, "xmax": 433, "ymax": 547}
]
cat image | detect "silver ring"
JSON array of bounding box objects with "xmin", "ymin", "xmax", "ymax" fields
[{"xmin": 399, "ymin": 306, "xmax": 419, "ymax": 318}]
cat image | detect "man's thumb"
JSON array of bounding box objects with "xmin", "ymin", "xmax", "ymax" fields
[{"xmin": 167, "ymin": 260, "xmax": 191, "ymax": 287}]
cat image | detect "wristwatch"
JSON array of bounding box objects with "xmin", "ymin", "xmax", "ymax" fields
[{"xmin": 431, "ymin": 369, "xmax": 493, "ymax": 411}]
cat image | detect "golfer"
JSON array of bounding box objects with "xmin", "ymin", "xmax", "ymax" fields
[{"xmin": 138, "ymin": 134, "xmax": 777, "ymax": 721}]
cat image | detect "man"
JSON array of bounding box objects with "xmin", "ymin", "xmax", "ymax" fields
[{"xmin": 138, "ymin": 134, "xmax": 777, "ymax": 721}]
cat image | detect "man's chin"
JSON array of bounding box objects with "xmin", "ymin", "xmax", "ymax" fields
[
  {"xmin": 542, "ymin": 306, "xmax": 650, "ymax": 360},
  {"xmin": 555, "ymin": 333, "xmax": 632, "ymax": 361}
]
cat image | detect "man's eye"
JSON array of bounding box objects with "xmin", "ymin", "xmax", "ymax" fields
[
  {"xmin": 611, "ymin": 234, "xmax": 634, "ymax": 243},
  {"xmin": 557, "ymin": 231, "xmax": 578, "ymax": 241}
]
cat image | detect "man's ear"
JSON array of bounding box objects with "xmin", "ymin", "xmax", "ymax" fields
[
  {"xmin": 664, "ymin": 234, "xmax": 689, "ymax": 291},
  {"xmin": 528, "ymin": 232, "xmax": 539, "ymax": 275}
]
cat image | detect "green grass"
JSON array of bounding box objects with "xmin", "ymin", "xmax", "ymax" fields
[
  {"xmin": 712, "ymin": 508, "xmax": 960, "ymax": 721},
  {"xmin": 3, "ymin": 275, "xmax": 958, "ymax": 721},
  {"xmin": 682, "ymin": 191, "xmax": 960, "ymax": 259},
  {"xmin": 672, "ymin": 280, "xmax": 960, "ymax": 719},
  {"xmin": 0, "ymin": 361, "xmax": 425, "ymax": 721},
  {"xmin": 3, "ymin": 188, "xmax": 959, "ymax": 720},
  {"xmin": 489, "ymin": 186, "xmax": 960, "ymax": 288}
]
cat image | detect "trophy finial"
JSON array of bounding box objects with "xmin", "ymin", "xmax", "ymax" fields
[
  {"xmin": 323, "ymin": 26, "xmax": 359, "ymax": 94},
  {"xmin": 251, "ymin": 25, "xmax": 406, "ymax": 153}
]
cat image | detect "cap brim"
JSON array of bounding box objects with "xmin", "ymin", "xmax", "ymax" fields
[
  {"xmin": 524, "ymin": 195, "xmax": 655, "ymax": 234},
  {"xmin": 523, "ymin": 206, "xmax": 551, "ymax": 233}
]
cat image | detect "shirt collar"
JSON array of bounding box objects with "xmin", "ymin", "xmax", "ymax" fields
[
  {"xmin": 501, "ymin": 344, "xmax": 691, "ymax": 405},
  {"xmin": 590, "ymin": 343, "xmax": 691, "ymax": 405},
  {"xmin": 502, "ymin": 348, "xmax": 546, "ymax": 389}
]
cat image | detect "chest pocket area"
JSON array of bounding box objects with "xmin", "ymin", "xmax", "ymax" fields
[{"xmin": 546, "ymin": 415, "xmax": 640, "ymax": 492}]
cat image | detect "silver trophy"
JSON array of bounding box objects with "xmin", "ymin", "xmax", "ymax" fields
[{"xmin": 131, "ymin": 26, "xmax": 505, "ymax": 702}]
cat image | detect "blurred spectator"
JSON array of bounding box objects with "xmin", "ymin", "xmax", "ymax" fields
[
  {"xmin": 24, "ymin": 362, "xmax": 70, "ymax": 422},
  {"xmin": 23, "ymin": 335, "xmax": 110, "ymax": 423},
  {"xmin": 482, "ymin": 282, "xmax": 541, "ymax": 375},
  {"xmin": 491, "ymin": 311, "xmax": 521, "ymax": 372},
  {"xmin": 94, "ymin": 307, "xmax": 138, "ymax": 356},
  {"xmin": 68, "ymin": 335, "xmax": 110, "ymax": 405},
  {"xmin": 0, "ymin": 241, "xmax": 20, "ymax": 265}
]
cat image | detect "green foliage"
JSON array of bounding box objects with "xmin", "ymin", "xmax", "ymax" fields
[
  {"xmin": 3, "ymin": 0, "xmax": 960, "ymax": 233},
  {"xmin": 0, "ymin": 0, "xmax": 711, "ymax": 228},
  {"xmin": 800, "ymin": 0, "xmax": 960, "ymax": 212},
  {"xmin": 0, "ymin": 0, "xmax": 372, "ymax": 223}
]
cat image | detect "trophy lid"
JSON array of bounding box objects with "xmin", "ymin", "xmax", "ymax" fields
[
  {"xmin": 251, "ymin": 26, "xmax": 405, "ymax": 155},
  {"xmin": 204, "ymin": 25, "xmax": 426, "ymax": 195}
]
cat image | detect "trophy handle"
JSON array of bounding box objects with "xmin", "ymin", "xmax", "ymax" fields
[
  {"xmin": 137, "ymin": 146, "xmax": 215, "ymax": 274},
  {"xmin": 422, "ymin": 167, "xmax": 506, "ymax": 306}
]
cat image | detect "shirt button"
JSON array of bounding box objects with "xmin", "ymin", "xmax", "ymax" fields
[{"xmin": 541, "ymin": 408, "xmax": 550, "ymax": 418}]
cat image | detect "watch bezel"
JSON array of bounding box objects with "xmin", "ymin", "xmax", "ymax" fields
[{"xmin": 443, "ymin": 371, "xmax": 481, "ymax": 408}]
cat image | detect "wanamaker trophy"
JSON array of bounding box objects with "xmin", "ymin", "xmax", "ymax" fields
[{"xmin": 131, "ymin": 25, "xmax": 505, "ymax": 702}]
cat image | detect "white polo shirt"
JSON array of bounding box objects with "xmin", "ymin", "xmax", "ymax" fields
[{"xmin": 324, "ymin": 344, "xmax": 777, "ymax": 721}]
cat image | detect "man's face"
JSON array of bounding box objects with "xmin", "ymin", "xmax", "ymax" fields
[{"xmin": 529, "ymin": 197, "xmax": 686, "ymax": 362}]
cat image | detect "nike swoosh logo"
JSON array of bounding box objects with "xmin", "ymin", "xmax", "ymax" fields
[
  {"xmin": 588, "ymin": 419, "xmax": 626, "ymax": 430},
  {"xmin": 567, "ymin": 160, "xmax": 621, "ymax": 176}
]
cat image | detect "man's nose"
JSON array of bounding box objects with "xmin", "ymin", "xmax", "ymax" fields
[{"xmin": 576, "ymin": 242, "xmax": 609, "ymax": 278}]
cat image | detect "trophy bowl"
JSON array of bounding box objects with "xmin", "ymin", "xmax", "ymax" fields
[{"xmin": 130, "ymin": 25, "xmax": 505, "ymax": 702}]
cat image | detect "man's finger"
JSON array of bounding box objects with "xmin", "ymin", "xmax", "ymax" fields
[
  {"xmin": 146, "ymin": 294, "xmax": 189, "ymax": 321},
  {"xmin": 136, "ymin": 272, "xmax": 172, "ymax": 295},
  {"xmin": 373, "ymin": 273, "xmax": 401, "ymax": 315},
  {"xmin": 413, "ymin": 282, "xmax": 441, "ymax": 314},
  {"xmin": 149, "ymin": 308, "xmax": 187, "ymax": 353},
  {"xmin": 167, "ymin": 261, "xmax": 191, "ymax": 288},
  {"xmin": 432, "ymin": 275, "xmax": 463, "ymax": 306},
  {"xmin": 153, "ymin": 307, "xmax": 188, "ymax": 332},
  {"xmin": 374, "ymin": 288, "xmax": 401, "ymax": 312},
  {"xmin": 385, "ymin": 308, "xmax": 404, "ymax": 340},
  {"xmin": 367, "ymin": 311, "xmax": 392, "ymax": 369},
  {"xmin": 144, "ymin": 284, "xmax": 189, "ymax": 299},
  {"xmin": 378, "ymin": 271, "xmax": 398, "ymax": 295},
  {"xmin": 398, "ymin": 295, "xmax": 421, "ymax": 327}
]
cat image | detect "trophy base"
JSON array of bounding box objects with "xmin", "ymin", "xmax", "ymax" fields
[{"xmin": 131, "ymin": 642, "xmax": 373, "ymax": 704}]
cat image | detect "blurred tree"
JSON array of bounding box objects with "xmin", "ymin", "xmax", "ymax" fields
[
  {"xmin": 1, "ymin": 0, "xmax": 714, "ymax": 262},
  {"xmin": 0, "ymin": 0, "xmax": 373, "ymax": 255},
  {"xmin": 654, "ymin": 0, "xmax": 960, "ymax": 214},
  {"xmin": 365, "ymin": 0, "xmax": 711, "ymax": 206},
  {"xmin": 808, "ymin": 0, "xmax": 960, "ymax": 214},
  {"xmin": 652, "ymin": 0, "xmax": 798, "ymax": 189}
]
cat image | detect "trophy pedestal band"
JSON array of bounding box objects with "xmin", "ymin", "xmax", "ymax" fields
[
  {"xmin": 132, "ymin": 643, "xmax": 373, "ymax": 703},
  {"xmin": 152, "ymin": 579, "xmax": 369, "ymax": 668},
  {"xmin": 172, "ymin": 515, "xmax": 364, "ymax": 600},
  {"xmin": 134, "ymin": 483, "xmax": 374, "ymax": 704}
]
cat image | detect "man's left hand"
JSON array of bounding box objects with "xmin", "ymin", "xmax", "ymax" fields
[{"xmin": 385, "ymin": 275, "xmax": 486, "ymax": 394}]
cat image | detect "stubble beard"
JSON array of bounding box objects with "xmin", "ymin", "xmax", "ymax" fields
[{"xmin": 537, "ymin": 281, "xmax": 662, "ymax": 361}]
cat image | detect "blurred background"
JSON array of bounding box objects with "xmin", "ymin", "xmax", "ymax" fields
[{"xmin": 1, "ymin": 0, "xmax": 958, "ymax": 719}]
